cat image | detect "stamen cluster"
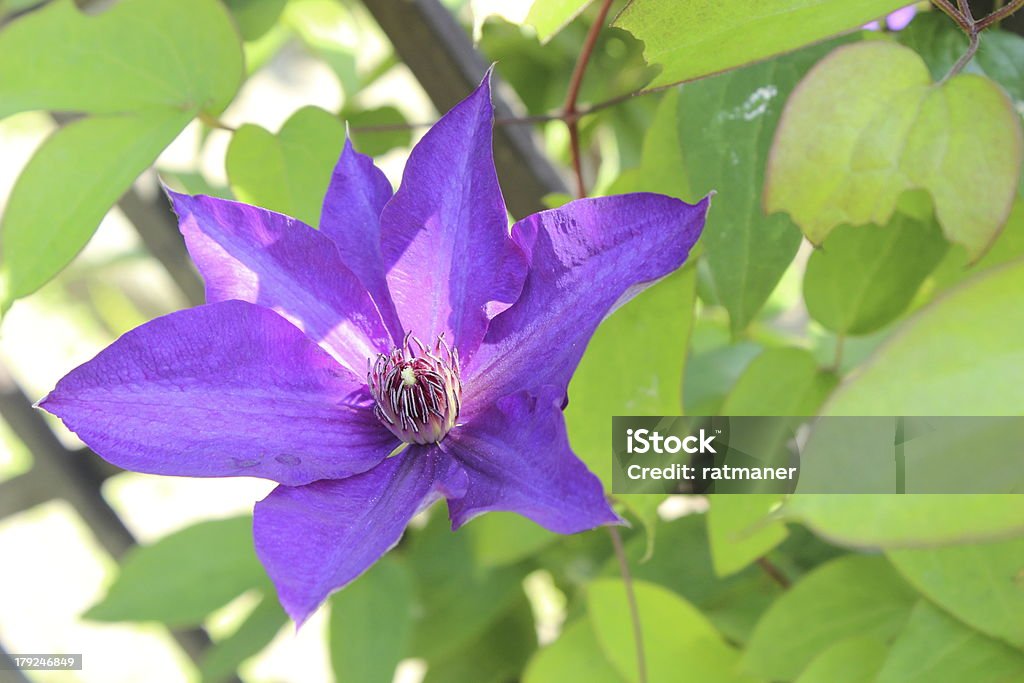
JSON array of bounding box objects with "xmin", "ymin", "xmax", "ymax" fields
[{"xmin": 368, "ymin": 333, "xmax": 462, "ymax": 444}]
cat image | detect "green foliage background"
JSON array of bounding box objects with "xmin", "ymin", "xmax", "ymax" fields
[{"xmin": 0, "ymin": 0, "xmax": 1022, "ymax": 681}]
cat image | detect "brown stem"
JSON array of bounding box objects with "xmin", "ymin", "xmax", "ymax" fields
[
  {"xmin": 608, "ymin": 527, "xmax": 647, "ymax": 683},
  {"xmin": 562, "ymin": 0, "xmax": 615, "ymax": 198},
  {"xmin": 977, "ymin": 0, "xmax": 1024, "ymax": 28},
  {"xmin": 757, "ymin": 557, "xmax": 792, "ymax": 589},
  {"xmin": 198, "ymin": 111, "xmax": 236, "ymax": 132},
  {"xmin": 932, "ymin": 0, "xmax": 975, "ymax": 31},
  {"xmin": 944, "ymin": 25, "xmax": 981, "ymax": 79}
]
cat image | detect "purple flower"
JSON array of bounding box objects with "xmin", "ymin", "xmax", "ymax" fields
[
  {"xmin": 864, "ymin": 4, "xmax": 918, "ymax": 31},
  {"xmin": 40, "ymin": 75, "xmax": 708, "ymax": 624}
]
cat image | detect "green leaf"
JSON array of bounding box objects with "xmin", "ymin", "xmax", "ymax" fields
[
  {"xmin": 683, "ymin": 338, "xmax": 763, "ymax": 415},
  {"xmin": 343, "ymin": 106, "xmax": 413, "ymax": 157},
  {"xmin": 804, "ymin": 210, "xmax": 949, "ymax": 335},
  {"xmin": 329, "ymin": 557, "xmax": 414, "ymax": 683},
  {"xmin": 742, "ymin": 555, "xmax": 917, "ymax": 680},
  {"xmin": 86, "ymin": 516, "xmax": 265, "ymax": 627},
  {"xmin": 524, "ymin": 620, "xmax": 624, "ymax": 683},
  {"xmin": 765, "ymin": 41, "xmax": 1023, "ymax": 259},
  {"xmin": 0, "ymin": 0, "xmax": 243, "ymax": 118},
  {"xmin": 565, "ymin": 264, "xmax": 696, "ymax": 549},
  {"xmin": 614, "ymin": 0, "xmax": 909, "ymax": 88},
  {"xmin": 931, "ymin": 197, "xmax": 1024, "ymax": 290},
  {"xmin": 875, "ymin": 601, "xmax": 1024, "ymax": 683},
  {"xmin": 707, "ymin": 495, "xmax": 788, "ymax": 577},
  {"xmin": 678, "ymin": 43, "xmax": 839, "ymax": 332},
  {"xmin": 525, "ymin": 0, "xmax": 592, "ymax": 44},
  {"xmin": 720, "ymin": 347, "xmax": 837, "ymax": 416},
  {"xmin": 226, "ymin": 106, "xmax": 346, "ymax": 226},
  {"xmin": 407, "ymin": 513, "xmax": 524, "ymax": 663},
  {"xmin": 794, "ymin": 636, "xmax": 888, "ymax": 683},
  {"xmin": 887, "ymin": 536, "xmax": 1024, "ymax": 648},
  {"xmin": 823, "ymin": 258, "xmax": 1024, "ymax": 415},
  {"xmin": 422, "ymin": 602, "xmax": 536, "ymax": 683},
  {"xmin": 200, "ymin": 595, "xmax": 287, "ymax": 683},
  {"xmin": 465, "ymin": 512, "xmax": 556, "ymax": 568},
  {"xmin": 1, "ymin": 110, "xmax": 192, "ymax": 308},
  {"xmin": 607, "ymin": 88, "xmax": 690, "ymax": 199},
  {"xmin": 782, "ymin": 495, "xmax": 1024, "ymax": 549},
  {"xmin": 225, "ymin": 0, "xmax": 288, "ymax": 42},
  {"xmin": 588, "ymin": 578, "xmax": 751, "ymax": 683}
]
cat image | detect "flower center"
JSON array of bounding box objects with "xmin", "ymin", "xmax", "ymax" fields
[{"xmin": 368, "ymin": 333, "xmax": 462, "ymax": 445}]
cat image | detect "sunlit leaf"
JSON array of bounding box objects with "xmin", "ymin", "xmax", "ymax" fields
[
  {"xmin": 794, "ymin": 636, "xmax": 888, "ymax": 683},
  {"xmin": 823, "ymin": 258, "xmax": 1024, "ymax": 415},
  {"xmin": 875, "ymin": 601, "xmax": 1024, "ymax": 683},
  {"xmin": 615, "ymin": 0, "xmax": 910, "ymax": 88},
  {"xmin": 524, "ymin": 620, "xmax": 623, "ymax": 683},
  {"xmin": 742, "ymin": 555, "xmax": 916, "ymax": 681},
  {"xmin": 0, "ymin": 0, "xmax": 243, "ymax": 117},
  {"xmin": 888, "ymin": 536, "xmax": 1024, "ymax": 649},
  {"xmin": 226, "ymin": 106, "xmax": 346, "ymax": 226},
  {"xmin": 765, "ymin": 41, "xmax": 1023, "ymax": 259},
  {"xmin": 588, "ymin": 578, "xmax": 751, "ymax": 683},
  {"xmin": 1, "ymin": 110, "xmax": 191, "ymax": 308},
  {"xmin": 526, "ymin": 0, "xmax": 593, "ymax": 44}
]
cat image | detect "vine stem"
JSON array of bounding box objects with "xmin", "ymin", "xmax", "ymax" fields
[
  {"xmin": 977, "ymin": 0, "xmax": 1024, "ymax": 28},
  {"xmin": 608, "ymin": 526, "xmax": 647, "ymax": 683},
  {"xmin": 757, "ymin": 557, "xmax": 792, "ymax": 589},
  {"xmin": 562, "ymin": 0, "xmax": 616, "ymax": 198}
]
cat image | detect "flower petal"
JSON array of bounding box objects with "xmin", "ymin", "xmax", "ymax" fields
[
  {"xmin": 440, "ymin": 387, "xmax": 621, "ymax": 534},
  {"xmin": 319, "ymin": 139, "xmax": 404, "ymax": 342},
  {"xmin": 379, "ymin": 73, "xmax": 528, "ymax": 360},
  {"xmin": 39, "ymin": 301, "xmax": 397, "ymax": 486},
  {"xmin": 254, "ymin": 447, "xmax": 463, "ymax": 624},
  {"xmin": 465, "ymin": 193, "xmax": 709, "ymax": 410},
  {"xmin": 169, "ymin": 189, "xmax": 391, "ymax": 372}
]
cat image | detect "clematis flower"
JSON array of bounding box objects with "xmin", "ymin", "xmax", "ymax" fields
[{"xmin": 40, "ymin": 75, "xmax": 709, "ymax": 624}]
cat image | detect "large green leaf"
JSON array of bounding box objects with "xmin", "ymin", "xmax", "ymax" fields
[
  {"xmin": 823, "ymin": 258, "xmax": 1024, "ymax": 415},
  {"xmin": 875, "ymin": 601, "xmax": 1024, "ymax": 683},
  {"xmin": 678, "ymin": 43, "xmax": 838, "ymax": 332},
  {"xmin": 707, "ymin": 495, "xmax": 788, "ymax": 578},
  {"xmin": 588, "ymin": 578, "xmax": 751, "ymax": 683},
  {"xmin": 794, "ymin": 636, "xmax": 888, "ymax": 683},
  {"xmin": 614, "ymin": 0, "xmax": 908, "ymax": 88},
  {"xmin": 199, "ymin": 596, "xmax": 286, "ymax": 683},
  {"xmin": 524, "ymin": 620, "xmax": 623, "ymax": 683},
  {"xmin": 329, "ymin": 557, "xmax": 414, "ymax": 683},
  {"xmin": 888, "ymin": 537, "xmax": 1024, "ymax": 648},
  {"xmin": 803, "ymin": 210, "xmax": 949, "ymax": 335},
  {"xmin": 765, "ymin": 41, "xmax": 1023, "ymax": 259},
  {"xmin": 720, "ymin": 347, "xmax": 836, "ymax": 416},
  {"xmin": 782, "ymin": 496, "xmax": 1024, "ymax": 549},
  {"xmin": 742, "ymin": 555, "xmax": 916, "ymax": 681},
  {"xmin": 0, "ymin": 0, "xmax": 243, "ymax": 118},
  {"xmin": 226, "ymin": 106, "xmax": 347, "ymax": 227},
  {"xmin": 86, "ymin": 516, "xmax": 266, "ymax": 627},
  {"xmin": 1, "ymin": 110, "xmax": 192, "ymax": 308}
]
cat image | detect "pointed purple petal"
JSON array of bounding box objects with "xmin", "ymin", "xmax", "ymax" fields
[
  {"xmin": 39, "ymin": 301, "xmax": 396, "ymax": 486},
  {"xmin": 441, "ymin": 387, "xmax": 620, "ymax": 534},
  {"xmin": 169, "ymin": 190, "xmax": 392, "ymax": 372},
  {"xmin": 464, "ymin": 193, "xmax": 709, "ymax": 411},
  {"xmin": 254, "ymin": 447, "xmax": 462, "ymax": 624},
  {"xmin": 379, "ymin": 74, "xmax": 528, "ymax": 360},
  {"xmin": 887, "ymin": 6, "xmax": 917, "ymax": 31},
  {"xmin": 319, "ymin": 140, "xmax": 404, "ymax": 341}
]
